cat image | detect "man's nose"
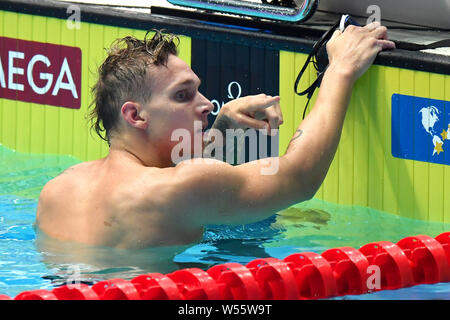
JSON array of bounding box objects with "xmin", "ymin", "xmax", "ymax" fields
[{"xmin": 197, "ymin": 94, "xmax": 214, "ymax": 116}]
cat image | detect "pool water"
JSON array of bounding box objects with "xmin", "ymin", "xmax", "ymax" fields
[{"xmin": 0, "ymin": 144, "xmax": 449, "ymax": 299}]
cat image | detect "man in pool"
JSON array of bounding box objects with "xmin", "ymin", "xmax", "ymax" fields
[{"xmin": 36, "ymin": 23, "xmax": 395, "ymax": 249}]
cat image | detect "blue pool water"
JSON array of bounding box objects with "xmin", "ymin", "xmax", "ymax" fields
[{"xmin": 0, "ymin": 145, "xmax": 449, "ymax": 299}]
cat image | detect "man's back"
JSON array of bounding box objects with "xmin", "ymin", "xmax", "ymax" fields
[{"xmin": 36, "ymin": 154, "xmax": 204, "ymax": 249}]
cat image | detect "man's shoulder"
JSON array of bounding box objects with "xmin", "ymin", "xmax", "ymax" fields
[
  {"xmin": 173, "ymin": 158, "xmax": 232, "ymax": 177},
  {"xmin": 40, "ymin": 161, "xmax": 99, "ymax": 198}
]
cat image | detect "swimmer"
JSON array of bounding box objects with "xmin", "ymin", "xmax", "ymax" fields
[{"xmin": 36, "ymin": 23, "xmax": 395, "ymax": 249}]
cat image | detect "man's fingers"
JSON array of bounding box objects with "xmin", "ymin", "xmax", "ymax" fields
[
  {"xmin": 363, "ymin": 22, "xmax": 394, "ymax": 50},
  {"xmin": 237, "ymin": 114, "xmax": 269, "ymax": 131},
  {"xmin": 259, "ymin": 95, "xmax": 280, "ymax": 109},
  {"xmin": 376, "ymin": 39, "xmax": 396, "ymax": 50},
  {"xmin": 270, "ymin": 99, "xmax": 283, "ymax": 124},
  {"xmin": 236, "ymin": 112, "xmax": 279, "ymax": 136},
  {"xmin": 330, "ymin": 29, "xmax": 342, "ymax": 41},
  {"xmin": 364, "ymin": 21, "xmax": 380, "ymax": 31},
  {"xmin": 370, "ymin": 25, "xmax": 388, "ymax": 40},
  {"xmin": 247, "ymin": 95, "xmax": 280, "ymax": 112},
  {"xmin": 266, "ymin": 110, "xmax": 279, "ymax": 134}
]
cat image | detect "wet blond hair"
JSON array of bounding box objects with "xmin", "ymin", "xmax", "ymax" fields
[{"xmin": 89, "ymin": 30, "xmax": 179, "ymax": 144}]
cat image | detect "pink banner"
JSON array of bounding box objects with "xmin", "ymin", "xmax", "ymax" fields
[{"xmin": 0, "ymin": 37, "xmax": 82, "ymax": 109}]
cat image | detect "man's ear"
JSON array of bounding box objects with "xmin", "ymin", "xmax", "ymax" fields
[{"xmin": 121, "ymin": 101, "xmax": 149, "ymax": 130}]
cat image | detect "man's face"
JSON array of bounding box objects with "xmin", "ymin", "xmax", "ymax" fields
[{"xmin": 143, "ymin": 54, "xmax": 213, "ymax": 160}]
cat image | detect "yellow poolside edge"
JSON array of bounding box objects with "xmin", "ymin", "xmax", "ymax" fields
[{"xmin": 1, "ymin": 10, "xmax": 449, "ymax": 223}]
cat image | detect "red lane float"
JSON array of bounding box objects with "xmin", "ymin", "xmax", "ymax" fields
[
  {"xmin": 359, "ymin": 241, "xmax": 415, "ymax": 290},
  {"xmin": 321, "ymin": 247, "xmax": 370, "ymax": 296},
  {"xmin": 207, "ymin": 262, "xmax": 261, "ymax": 300},
  {"xmin": 167, "ymin": 268, "xmax": 221, "ymax": 300},
  {"xmin": 246, "ymin": 258, "xmax": 299, "ymax": 300},
  {"xmin": 4, "ymin": 232, "xmax": 450, "ymax": 300},
  {"xmin": 52, "ymin": 284, "xmax": 100, "ymax": 300},
  {"xmin": 15, "ymin": 289, "xmax": 58, "ymax": 300},
  {"xmin": 131, "ymin": 273, "xmax": 182, "ymax": 300},
  {"xmin": 284, "ymin": 252, "xmax": 337, "ymax": 299},
  {"xmin": 397, "ymin": 235, "xmax": 450, "ymax": 283},
  {"xmin": 434, "ymin": 232, "xmax": 450, "ymax": 269},
  {"xmin": 91, "ymin": 278, "xmax": 141, "ymax": 300}
]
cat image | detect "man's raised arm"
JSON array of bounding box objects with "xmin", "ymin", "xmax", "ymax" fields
[
  {"xmin": 281, "ymin": 22, "xmax": 395, "ymax": 197},
  {"xmin": 172, "ymin": 22, "xmax": 395, "ymax": 226}
]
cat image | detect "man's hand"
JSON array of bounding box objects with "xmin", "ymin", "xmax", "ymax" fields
[
  {"xmin": 326, "ymin": 21, "xmax": 396, "ymax": 82},
  {"xmin": 215, "ymin": 94, "xmax": 282, "ymax": 135}
]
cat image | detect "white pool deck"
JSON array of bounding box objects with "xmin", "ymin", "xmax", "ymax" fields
[{"xmin": 54, "ymin": 0, "xmax": 450, "ymax": 57}]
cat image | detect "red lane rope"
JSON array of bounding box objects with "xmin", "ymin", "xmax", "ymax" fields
[{"xmin": 5, "ymin": 232, "xmax": 450, "ymax": 300}]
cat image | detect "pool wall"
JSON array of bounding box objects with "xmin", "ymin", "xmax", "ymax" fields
[{"xmin": 0, "ymin": 0, "xmax": 449, "ymax": 223}]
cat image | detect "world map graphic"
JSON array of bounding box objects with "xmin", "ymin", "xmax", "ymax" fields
[{"xmin": 419, "ymin": 106, "xmax": 450, "ymax": 156}]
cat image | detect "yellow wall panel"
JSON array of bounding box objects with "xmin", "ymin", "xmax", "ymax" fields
[
  {"xmin": 29, "ymin": 15, "xmax": 48, "ymax": 155},
  {"xmin": 0, "ymin": 10, "xmax": 3, "ymax": 146},
  {"xmin": 413, "ymin": 71, "xmax": 430, "ymax": 221},
  {"xmin": 0, "ymin": 10, "xmax": 3, "ymax": 145},
  {"xmin": 352, "ymin": 70, "xmax": 370, "ymax": 207},
  {"xmin": 278, "ymin": 50, "xmax": 295, "ymax": 156},
  {"xmin": 382, "ymin": 66, "xmax": 400, "ymax": 216},
  {"xmin": 86, "ymin": 23, "xmax": 106, "ymax": 161},
  {"xmin": 397, "ymin": 69, "xmax": 416, "ymax": 219},
  {"xmin": 43, "ymin": 17, "xmax": 61, "ymax": 156},
  {"xmin": 367, "ymin": 66, "xmax": 385, "ymax": 211},
  {"xmin": 15, "ymin": 13, "xmax": 32, "ymax": 154},
  {"xmin": 337, "ymin": 68, "xmax": 355, "ymax": 206},
  {"xmin": 2, "ymin": 11, "xmax": 18, "ymax": 150},
  {"xmin": 445, "ymin": 76, "xmax": 450, "ymax": 222},
  {"xmin": 428, "ymin": 73, "xmax": 445, "ymax": 222},
  {"xmin": 58, "ymin": 15, "xmax": 77, "ymax": 158}
]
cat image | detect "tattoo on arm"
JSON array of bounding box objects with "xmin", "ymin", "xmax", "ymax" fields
[
  {"xmin": 203, "ymin": 117, "xmax": 231, "ymax": 156},
  {"xmin": 291, "ymin": 129, "xmax": 303, "ymax": 141},
  {"xmin": 287, "ymin": 129, "xmax": 303, "ymax": 149},
  {"xmin": 203, "ymin": 116, "xmax": 244, "ymax": 164},
  {"xmin": 211, "ymin": 117, "xmax": 230, "ymax": 137}
]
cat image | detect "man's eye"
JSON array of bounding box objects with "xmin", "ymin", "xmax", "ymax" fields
[{"xmin": 175, "ymin": 91, "xmax": 188, "ymax": 101}]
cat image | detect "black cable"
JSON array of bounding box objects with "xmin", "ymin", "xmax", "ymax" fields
[
  {"xmin": 294, "ymin": 19, "xmax": 339, "ymax": 120},
  {"xmin": 295, "ymin": 16, "xmax": 450, "ymax": 120},
  {"xmin": 302, "ymin": 93, "xmax": 311, "ymax": 119}
]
